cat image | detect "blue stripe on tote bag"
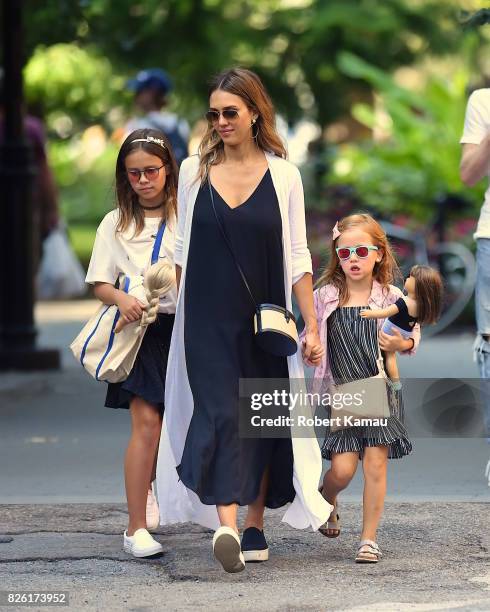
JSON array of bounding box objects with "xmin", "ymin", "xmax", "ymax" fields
[{"xmin": 70, "ymin": 223, "xmax": 166, "ymax": 383}]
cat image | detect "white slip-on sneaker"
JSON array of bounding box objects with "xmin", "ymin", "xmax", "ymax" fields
[
  {"xmin": 212, "ymin": 526, "xmax": 245, "ymax": 573},
  {"xmin": 146, "ymin": 485, "xmax": 160, "ymax": 531},
  {"xmin": 123, "ymin": 528, "xmax": 163, "ymax": 558}
]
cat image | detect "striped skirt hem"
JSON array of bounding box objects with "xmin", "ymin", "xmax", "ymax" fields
[{"xmin": 321, "ymin": 416, "xmax": 412, "ymax": 460}]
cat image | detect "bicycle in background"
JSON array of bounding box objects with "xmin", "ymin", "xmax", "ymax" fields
[{"xmin": 380, "ymin": 194, "xmax": 475, "ymax": 336}]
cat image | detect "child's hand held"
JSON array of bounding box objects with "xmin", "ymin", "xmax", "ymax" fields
[
  {"xmin": 116, "ymin": 292, "xmax": 145, "ymax": 325},
  {"xmin": 302, "ymin": 331, "xmax": 325, "ymax": 367}
]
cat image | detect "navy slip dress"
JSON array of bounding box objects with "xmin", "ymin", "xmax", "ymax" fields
[{"xmin": 178, "ymin": 169, "xmax": 295, "ymax": 507}]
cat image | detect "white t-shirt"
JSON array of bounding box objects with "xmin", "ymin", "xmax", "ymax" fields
[
  {"xmin": 85, "ymin": 209, "xmax": 177, "ymax": 314},
  {"xmin": 460, "ymin": 88, "xmax": 490, "ymax": 239}
]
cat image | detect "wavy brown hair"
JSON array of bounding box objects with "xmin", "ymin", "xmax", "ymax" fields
[
  {"xmin": 410, "ymin": 265, "xmax": 444, "ymax": 325},
  {"xmin": 315, "ymin": 213, "xmax": 401, "ymax": 305},
  {"xmin": 115, "ymin": 128, "xmax": 178, "ymax": 235},
  {"xmin": 198, "ymin": 67, "xmax": 287, "ymax": 182}
]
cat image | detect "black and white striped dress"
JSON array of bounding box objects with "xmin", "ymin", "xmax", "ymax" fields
[{"xmin": 321, "ymin": 306, "xmax": 412, "ymax": 460}]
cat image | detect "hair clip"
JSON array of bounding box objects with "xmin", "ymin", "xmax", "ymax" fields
[
  {"xmin": 332, "ymin": 221, "xmax": 341, "ymax": 240},
  {"xmin": 131, "ymin": 136, "xmax": 166, "ymax": 148}
]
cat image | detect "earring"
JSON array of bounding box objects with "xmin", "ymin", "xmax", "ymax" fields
[{"xmin": 251, "ymin": 118, "xmax": 259, "ymax": 139}]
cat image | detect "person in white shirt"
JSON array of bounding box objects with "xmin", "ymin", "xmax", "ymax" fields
[
  {"xmin": 85, "ymin": 128, "xmax": 179, "ymax": 557},
  {"xmin": 155, "ymin": 67, "xmax": 333, "ymax": 574},
  {"xmin": 460, "ymin": 89, "xmax": 490, "ymax": 452}
]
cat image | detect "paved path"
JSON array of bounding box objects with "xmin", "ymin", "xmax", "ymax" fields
[{"xmin": 0, "ymin": 503, "xmax": 489, "ymax": 611}]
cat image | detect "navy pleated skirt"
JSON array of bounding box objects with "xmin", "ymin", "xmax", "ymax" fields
[{"xmin": 105, "ymin": 313, "xmax": 175, "ymax": 414}]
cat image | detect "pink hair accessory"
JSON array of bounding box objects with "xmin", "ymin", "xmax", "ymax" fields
[{"xmin": 332, "ymin": 221, "xmax": 341, "ymax": 241}]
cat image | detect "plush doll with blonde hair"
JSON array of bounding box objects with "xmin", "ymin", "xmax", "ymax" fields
[{"xmin": 115, "ymin": 260, "xmax": 176, "ymax": 333}]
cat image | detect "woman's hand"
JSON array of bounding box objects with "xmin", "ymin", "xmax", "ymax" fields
[
  {"xmin": 302, "ymin": 328, "xmax": 325, "ymax": 367},
  {"xmin": 116, "ymin": 292, "xmax": 145, "ymax": 326},
  {"xmin": 379, "ymin": 329, "xmax": 413, "ymax": 353}
]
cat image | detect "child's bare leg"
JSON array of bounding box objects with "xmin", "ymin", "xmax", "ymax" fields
[
  {"xmin": 321, "ymin": 451, "xmax": 358, "ymax": 535},
  {"xmin": 125, "ymin": 397, "xmax": 162, "ymax": 535},
  {"xmin": 150, "ymin": 424, "xmax": 162, "ymax": 483},
  {"xmin": 360, "ymin": 445, "xmax": 389, "ymax": 554}
]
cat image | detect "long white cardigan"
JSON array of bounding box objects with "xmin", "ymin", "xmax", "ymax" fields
[{"xmin": 156, "ymin": 153, "xmax": 333, "ymax": 530}]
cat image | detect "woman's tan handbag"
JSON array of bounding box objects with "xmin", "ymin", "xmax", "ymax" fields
[
  {"xmin": 253, "ymin": 303, "xmax": 298, "ymax": 357},
  {"xmin": 208, "ymin": 179, "xmax": 298, "ymax": 357}
]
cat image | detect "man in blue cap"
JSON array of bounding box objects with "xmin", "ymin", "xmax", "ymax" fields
[{"xmin": 126, "ymin": 68, "xmax": 189, "ymax": 165}]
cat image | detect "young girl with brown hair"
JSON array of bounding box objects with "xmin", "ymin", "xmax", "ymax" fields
[
  {"xmin": 307, "ymin": 213, "xmax": 421, "ymax": 563},
  {"xmin": 85, "ymin": 128, "xmax": 178, "ymax": 557}
]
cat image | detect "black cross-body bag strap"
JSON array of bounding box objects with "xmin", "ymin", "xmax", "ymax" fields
[{"xmin": 207, "ymin": 178, "xmax": 258, "ymax": 311}]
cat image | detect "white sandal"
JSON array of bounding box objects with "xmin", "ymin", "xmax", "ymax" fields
[{"xmin": 355, "ymin": 539, "xmax": 382, "ymax": 563}]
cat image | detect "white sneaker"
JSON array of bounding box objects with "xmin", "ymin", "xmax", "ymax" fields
[
  {"xmin": 123, "ymin": 528, "xmax": 163, "ymax": 558},
  {"xmin": 146, "ymin": 485, "xmax": 160, "ymax": 531},
  {"xmin": 212, "ymin": 526, "xmax": 245, "ymax": 573}
]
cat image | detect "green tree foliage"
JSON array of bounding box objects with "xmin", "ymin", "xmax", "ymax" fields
[
  {"xmin": 25, "ymin": 44, "xmax": 125, "ymax": 131},
  {"xmin": 24, "ymin": 0, "xmax": 466, "ymax": 124},
  {"xmin": 19, "ymin": 1, "xmax": 487, "ymax": 231},
  {"xmin": 327, "ymin": 52, "xmax": 485, "ymax": 221}
]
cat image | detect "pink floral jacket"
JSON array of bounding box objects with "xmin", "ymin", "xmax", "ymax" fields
[{"xmin": 305, "ymin": 280, "xmax": 421, "ymax": 391}]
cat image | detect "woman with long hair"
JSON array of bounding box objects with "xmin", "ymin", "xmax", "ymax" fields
[{"xmin": 156, "ymin": 68, "xmax": 332, "ymax": 573}]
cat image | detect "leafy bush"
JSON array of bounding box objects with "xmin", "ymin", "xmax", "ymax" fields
[
  {"xmin": 49, "ymin": 135, "xmax": 118, "ymax": 226},
  {"xmin": 327, "ymin": 52, "xmax": 485, "ymax": 222},
  {"xmin": 25, "ymin": 43, "xmax": 126, "ymax": 133}
]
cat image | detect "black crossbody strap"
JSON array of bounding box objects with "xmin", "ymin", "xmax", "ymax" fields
[{"xmin": 207, "ymin": 178, "xmax": 258, "ymax": 310}]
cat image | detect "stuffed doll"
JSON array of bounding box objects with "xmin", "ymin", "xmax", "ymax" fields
[{"xmin": 360, "ymin": 265, "xmax": 443, "ymax": 385}]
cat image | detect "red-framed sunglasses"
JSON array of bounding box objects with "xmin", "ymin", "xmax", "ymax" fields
[{"xmin": 336, "ymin": 245, "xmax": 379, "ymax": 260}]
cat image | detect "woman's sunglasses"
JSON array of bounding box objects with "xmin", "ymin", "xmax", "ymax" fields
[
  {"xmin": 336, "ymin": 245, "xmax": 379, "ymax": 260},
  {"xmin": 205, "ymin": 109, "xmax": 240, "ymax": 123},
  {"xmin": 126, "ymin": 165, "xmax": 165, "ymax": 183}
]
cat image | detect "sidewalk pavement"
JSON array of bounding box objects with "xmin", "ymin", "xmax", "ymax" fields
[
  {"xmin": 0, "ymin": 502, "xmax": 489, "ymax": 611},
  {"xmin": 0, "ymin": 301, "xmax": 489, "ymax": 610}
]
